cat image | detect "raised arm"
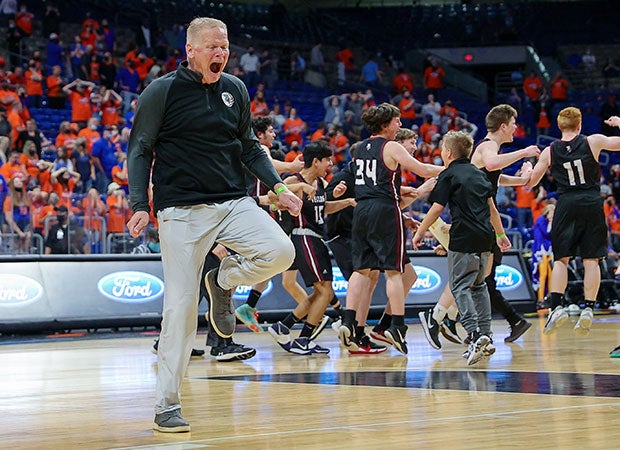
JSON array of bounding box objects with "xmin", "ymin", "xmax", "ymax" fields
[{"xmin": 474, "ymin": 139, "xmax": 540, "ymax": 172}]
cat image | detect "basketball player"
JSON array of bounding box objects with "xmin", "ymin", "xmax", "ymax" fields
[{"xmin": 528, "ymin": 110, "xmax": 620, "ymax": 335}]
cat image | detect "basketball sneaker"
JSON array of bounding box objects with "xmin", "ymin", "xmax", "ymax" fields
[
  {"xmin": 466, "ymin": 334, "xmax": 490, "ymax": 366},
  {"xmin": 419, "ymin": 308, "xmax": 441, "ymax": 349},
  {"xmin": 349, "ymin": 334, "xmax": 387, "ymax": 354},
  {"xmin": 205, "ymin": 268, "xmax": 235, "ymax": 338},
  {"xmin": 574, "ymin": 307, "xmax": 593, "ymax": 336},
  {"xmin": 152, "ymin": 339, "xmax": 205, "ymax": 358},
  {"xmin": 268, "ymin": 321, "xmax": 291, "ymax": 351},
  {"xmin": 289, "ymin": 337, "xmax": 330, "ymax": 355},
  {"xmin": 369, "ymin": 328, "xmax": 392, "ymax": 346},
  {"xmin": 440, "ymin": 317, "xmax": 463, "ymax": 344},
  {"xmin": 210, "ymin": 340, "xmax": 256, "ymax": 362},
  {"xmin": 543, "ymin": 305, "xmax": 569, "ymax": 334},
  {"xmin": 384, "ymin": 325, "xmax": 409, "ymax": 355},
  {"xmin": 610, "ymin": 345, "xmax": 620, "ymax": 358},
  {"xmin": 153, "ymin": 409, "xmax": 190, "ymax": 433},
  {"xmin": 504, "ymin": 319, "xmax": 532, "ymax": 343},
  {"xmin": 235, "ymin": 304, "xmax": 262, "ymax": 333},
  {"xmin": 309, "ymin": 315, "xmax": 331, "ymax": 341},
  {"xmin": 338, "ymin": 321, "xmax": 359, "ymax": 351}
]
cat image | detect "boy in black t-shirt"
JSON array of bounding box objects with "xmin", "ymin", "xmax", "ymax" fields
[{"xmin": 413, "ymin": 131, "xmax": 511, "ymax": 365}]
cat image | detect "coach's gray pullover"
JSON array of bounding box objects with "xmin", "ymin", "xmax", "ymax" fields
[{"xmin": 128, "ymin": 62, "xmax": 281, "ymax": 213}]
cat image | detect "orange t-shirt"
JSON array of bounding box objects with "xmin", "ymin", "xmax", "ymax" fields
[
  {"xmin": 16, "ymin": 11, "xmax": 34, "ymax": 36},
  {"xmin": 32, "ymin": 203, "xmax": 55, "ymax": 233},
  {"xmin": 82, "ymin": 196, "xmax": 106, "ymax": 231},
  {"xmin": 46, "ymin": 75, "xmax": 63, "ymax": 97},
  {"xmin": 285, "ymin": 150, "xmax": 302, "ymax": 163},
  {"xmin": 56, "ymin": 132, "xmax": 78, "ymax": 153},
  {"xmin": 283, "ymin": 117, "xmax": 305, "ymax": 145},
  {"xmin": 311, "ymin": 129, "xmax": 325, "ymax": 142},
  {"xmin": 401, "ymin": 170, "xmax": 417, "ymax": 187},
  {"xmin": 77, "ymin": 128, "xmax": 101, "ymax": 153},
  {"xmin": 111, "ymin": 165, "xmax": 128, "ymax": 187},
  {"xmin": 424, "ymin": 66, "xmax": 445, "ymax": 89},
  {"xmin": 393, "ymin": 73, "xmax": 414, "ymax": 94},
  {"xmin": 550, "ymin": 78, "xmax": 568, "ymax": 100},
  {"xmin": 7, "ymin": 109, "xmax": 26, "ymax": 146},
  {"xmin": 101, "ymin": 100, "xmax": 121, "ymax": 127},
  {"xmin": 0, "ymin": 161, "xmax": 28, "ymax": 182},
  {"xmin": 106, "ymin": 194, "xmax": 129, "ymax": 233},
  {"xmin": 133, "ymin": 57, "xmax": 154, "ymax": 81},
  {"xmin": 51, "ymin": 179, "xmax": 77, "ymax": 208},
  {"xmin": 419, "ymin": 123, "xmax": 439, "ymax": 144},
  {"xmin": 398, "ymin": 98, "xmax": 416, "ymax": 120},
  {"xmin": 69, "ymin": 90, "xmax": 93, "ymax": 123},
  {"xmin": 19, "ymin": 153, "xmax": 40, "ymax": 179},
  {"xmin": 25, "ymin": 69, "xmax": 44, "ymax": 96},
  {"xmin": 515, "ymin": 185, "xmax": 535, "ymax": 208},
  {"xmin": 522, "ymin": 76, "xmax": 542, "ymax": 100},
  {"xmin": 335, "ymin": 48, "xmax": 354, "ymax": 70}
]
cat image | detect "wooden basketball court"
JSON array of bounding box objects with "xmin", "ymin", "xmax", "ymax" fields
[{"xmin": 2, "ymin": 314, "xmax": 620, "ymax": 449}]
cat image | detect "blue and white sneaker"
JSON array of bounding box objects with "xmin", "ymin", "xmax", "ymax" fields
[{"xmin": 268, "ymin": 321, "xmax": 291, "ymax": 351}]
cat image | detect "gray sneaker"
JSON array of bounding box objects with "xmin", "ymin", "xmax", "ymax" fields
[
  {"xmin": 153, "ymin": 409, "xmax": 190, "ymax": 433},
  {"xmin": 205, "ymin": 268, "xmax": 235, "ymax": 338}
]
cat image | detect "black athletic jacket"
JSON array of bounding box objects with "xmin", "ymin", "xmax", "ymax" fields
[{"xmin": 128, "ymin": 62, "xmax": 281, "ymax": 213}]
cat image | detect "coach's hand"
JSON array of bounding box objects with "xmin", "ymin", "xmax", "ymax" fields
[{"xmin": 127, "ymin": 211, "xmax": 150, "ymax": 238}]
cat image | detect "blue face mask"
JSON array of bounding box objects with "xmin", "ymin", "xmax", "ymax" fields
[{"xmin": 147, "ymin": 242, "xmax": 160, "ymax": 253}]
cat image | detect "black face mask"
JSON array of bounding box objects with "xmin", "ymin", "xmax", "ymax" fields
[{"xmin": 57, "ymin": 215, "xmax": 67, "ymax": 223}]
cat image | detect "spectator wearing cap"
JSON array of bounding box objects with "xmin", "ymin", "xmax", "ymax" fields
[
  {"xmin": 63, "ymin": 79, "xmax": 96, "ymax": 127},
  {"xmin": 46, "ymin": 33, "xmax": 65, "ymax": 71},
  {"xmin": 4, "ymin": 175, "xmax": 31, "ymax": 253},
  {"xmin": 106, "ymin": 181, "xmax": 129, "ymax": 234},
  {"xmin": 46, "ymin": 65, "xmax": 66, "ymax": 110}
]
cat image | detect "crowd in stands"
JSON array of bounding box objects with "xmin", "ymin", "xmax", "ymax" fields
[{"xmin": 1, "ymin": 4, "xmax": 620, "ymax": 268}]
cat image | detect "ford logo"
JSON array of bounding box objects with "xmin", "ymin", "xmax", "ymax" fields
[
  {"xmin": 233, "ymin": 280, "xmax": 273, "ymax": 301},
  {"xmin": 0, "ymin": 274, "xmax": 44, "ymax": 307},
  {"xmin": 494, "ymin": 265, "xmax": 523, "ymax": 291},
  {"xmin": 332, "ymin": 266, "xmax": 348, "ymax": 298},
  {"xmin": 98, "ymin": 271, "xmax": 164, "ymax": 303},
  {"xmin": 410, "ymin": 265, "xmax": 442, "ymax": 294}
]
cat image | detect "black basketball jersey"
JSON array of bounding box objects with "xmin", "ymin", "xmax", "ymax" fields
[
  {"xmin": 354, "ymin": 136, "xmax": 401, "ymax": 202},
  {"xmin": 551, "ymin": 134, "xmax": 600, "ymax": 195},
  {"xmin": 470, "ymin": 137, "xmax": 501, "ymax": 196},
  {"xmin": 293, "ymin": 172, "xmax": 326, "ymax": 235}
]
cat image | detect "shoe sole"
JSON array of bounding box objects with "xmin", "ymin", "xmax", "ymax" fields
[
  {"xmin": 384, "ymin": 329, "xmax": 408, "ymax": 355},
  {"xmin": 504, "ymin": 321, "xmax": 532, "ymax": 343},
  {"xmin": 205, "ymin": 270, "xmax": 234, "ymax": 339},
  {"xmin": 215, "ymin": 348, "xmax": 257, "ymax": 362},
  {"xmin": 338, "ymin": 325, "xmax": 359, "ymax": 351},
  {"xmin": 574, "ymin": 316, "xmax": 593, "ymax": 336},
  {"xmin": 349, "ymin": 346, "xmax": 387, "ymax": 355},
  {"xmin": 369, "ymin": 331, "xmax": 393, "ymax": 346},
  {"xmin": 543, "ymin": 312, "xmax": 569, "ymax": 335},
  {"xmin": 153, "ymin": 423, "xmax": 191, "ymax": 433},
  {"xmin": 418, "ymin": 311, "xmax": 441, "ymax": 350},
  {"xmin": 235, "ymin": 310, "xmax": 263, "ymax": 333}
]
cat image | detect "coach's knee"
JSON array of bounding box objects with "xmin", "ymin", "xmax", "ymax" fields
[{"xmin": 269, "ymin": 236, "xmax": 295, "ymax": 273}]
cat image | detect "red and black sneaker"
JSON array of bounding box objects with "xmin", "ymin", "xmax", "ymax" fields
[{"xmin": 349, "ymin": 334, "xmax": 387, "ymax": 354}]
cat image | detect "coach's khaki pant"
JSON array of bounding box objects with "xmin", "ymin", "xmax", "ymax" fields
[{"xmin": 154, "ymin": 197, "xmax": 295, "ymax": 414}]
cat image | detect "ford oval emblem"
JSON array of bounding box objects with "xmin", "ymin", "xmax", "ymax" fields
[
  {"xmin": 98, "ymin": 271, "xmax": 164, "ymax": 303},
  {"xmin": 494, "ymin": 265, "xmax": 523, "ymax": 291},
  {"xmin": 0, "ymin": 274, "xmax": 44, "ymax": 307},
  {"xmin": 410, "ymin": 265, "xmax": 442, "ymax": 294},
  {"xmin": 233, "ymin": 280, "xmax": 273, "ymax": 301},
  {"xmin": 331, "ymin": 266, "xmax": 349, "ymax": 298}
]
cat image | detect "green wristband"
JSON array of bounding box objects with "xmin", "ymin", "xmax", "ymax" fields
[
  {"xmin": 496, "ymin": 233, "xmax": 506, "ymax": 238},
  {"xmin": 275, "ymin": 185, "xmax": 288, "ymax": 195}
]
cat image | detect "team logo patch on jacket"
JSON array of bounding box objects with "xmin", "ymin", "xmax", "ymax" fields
[{"xmin": 221, "ymin": 92, "xmax": 234, "ymax": 107}]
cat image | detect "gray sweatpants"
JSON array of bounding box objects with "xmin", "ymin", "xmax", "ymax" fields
[
  {"xmin": 155, "ymin": 197, "xmax": 295, "ymax": 414},
  {"xmin": 447, "ymin": 250, "xmax": 492, "ymax": 337}
]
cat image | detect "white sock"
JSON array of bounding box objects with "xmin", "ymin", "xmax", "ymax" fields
[
  {"xmin": 446, "ymin": 304, "xmax": 459, "ymax": 321},
  {"xmin": 432, "ymin": 304, "xmax": 448, "ymax": 322}
]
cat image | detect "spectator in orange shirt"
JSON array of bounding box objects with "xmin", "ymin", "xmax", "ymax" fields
[
  {"xmin": 522, "ymin": 70, "xmax": 542, "ymax": 110},
  {"xmin": 28, "ymin": 187, "xmax": 51, "ymax": 236},
  {"xmin": 0, "ymin": 149, "xmax": 28, "ymax": 182},
  {"xmin": 549, "ymin": 71, "xmax": 569, "ymax": 113},
  {"xmin": 285, "ymin": 140, "xmax": 302, "ymax": 163},
  {"xmin": 77, "ymin": 117, "xmax": 101, "ymax": 153},
  {"xmin": 46, "ymin": 65, "xmax": 66, "ymax": 110},
  {"xmin": 7, "ymin": 105, "xmax": 25, "ymax": 147},
  {"xmin": 16, "ymin": 4, "xmax": 34, "ymax": 36},
  {"xmin": 8, "ymin": 66, "xmax": 26, "ymax": 89},
  {"xmin": 50, "ymin": 166, "xmax": 80, "ymax": 209},
  {"xmin": 419, "ymin": 114, "xmax": 439, "ymax": 144},
  {"xmin": 423, "ymin": 59, "xmax": 446, "ymax": 96},
  {"xmin": 329, "ymin": 126, "xmax": 349, "ymax": 170},
  {"xmin": 392, "ymin": 68, "xmax": 413, "ymax": 95},
  {"xmin": 133, "ymin": 53, "xmax": 154, "ymax": 82},
  {"xmin": 514, "ymin": 184, "xmax": 535, "ymax": 228},
  {"xmin": 398, "ymin": 89, "xmax": 416, "ymax": 129},
  {"xmin": 310, "ymin": 122, "xmax": 328, "ymax": 142},
  {"xmin": 81, "ymin": 187, "xmax": 106, "ymax": 253},
  {"xmin": 106, "ymin": 181, "xmax": 129, "ymax": 234},
  {"xmin": 111, "ymin": 151, "xmax": 128, "ymax": 191},
  {"xmin": 55, "ymin": 122, "xmax": 78, "ymax": 156},
  {"xmin": 531, "ymin": 185, "xmax": 549, "ymax": 224},
  {"xmin": 4, "ymin": 176, "xmax": 31, "ymax": 252},
  {"xmin": 250, "ymin": 90, "xmax": 269, "ymax": 118},
  {"xmin": 439, "ymin": 99, "xmax": 459, "ymax": 133},
  {"xmin": 25, "ymin": 60, "xmax": 44, "ymax": 108},
  {"xmin": 99, "ymin": 87, "xmax": 122, "ymax": 127},
  {"xmin": 282, "ymin": 107, "xmax": 307, "ymax": 146},
  {"xmin": 63, "ymin": 79, "xmax": 96, "ymax": 127}
]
